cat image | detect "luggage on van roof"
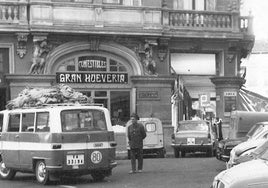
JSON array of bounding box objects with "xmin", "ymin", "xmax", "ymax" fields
[{"xmin": 6, "ymin": 84, "xmax": 92, "ymax": 110}]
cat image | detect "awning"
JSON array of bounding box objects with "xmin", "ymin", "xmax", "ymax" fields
[{"xmin": 238, "ymin": 88, "xmax": 268, "ymax": 112}]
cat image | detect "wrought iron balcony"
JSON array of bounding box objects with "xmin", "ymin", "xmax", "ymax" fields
[{"xmin": 0, "ymin": 1, "xmax": 253, "ymax": 37}]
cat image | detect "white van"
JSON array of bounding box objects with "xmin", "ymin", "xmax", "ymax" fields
[
  {"xmin": 126, "ymin": 118, "xmax": 165, "ymax": 158},
  {"xmin": 0, "ymin": 104, "xmax": 117, "ymax": 184}
]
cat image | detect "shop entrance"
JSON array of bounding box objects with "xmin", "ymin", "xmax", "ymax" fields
[{"xmin": 82, "ymin": 90, "xmax": 130, "ymax": 125}]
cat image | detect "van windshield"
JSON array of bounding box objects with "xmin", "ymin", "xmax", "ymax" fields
[{"xmin": 61, "ymin": 109, "xmax": 107, "ymax": 132}]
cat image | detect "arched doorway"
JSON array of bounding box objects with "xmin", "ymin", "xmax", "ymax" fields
[{"xmin": 45, "ymin": 41, "xmax": 143, "ymax": 125}]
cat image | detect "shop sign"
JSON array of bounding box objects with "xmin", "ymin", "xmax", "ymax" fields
[
  {"xmin": 78, "ymin": 56, "xmax": 107, "ymax": 71},
  {"xmin": 138, "ymin": 91, "xmax": 159, "ymax": 100},
  {"xmin": 224, "ymin": 91, "xmax": 237, "ymax": 116},
  {"xmin": 199, "ymin": 93, "xmax": 210, "ymax": 107},
  {"xmin": 56, "ymin": 72, "xmax": 128, "ymax": 84}
]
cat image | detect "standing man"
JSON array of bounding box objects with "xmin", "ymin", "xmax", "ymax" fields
[
  {"xmin": 215, "ymin": 117, "xmax": 223, "ymax": 141},
  {"xmin": 127, "ymin": 113, "xmax": 146, "ymax": 174}
]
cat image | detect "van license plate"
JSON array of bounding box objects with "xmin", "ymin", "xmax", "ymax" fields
[{"xmin": 67, "ymin": 154, "xmax": 84, "ymax": 165}]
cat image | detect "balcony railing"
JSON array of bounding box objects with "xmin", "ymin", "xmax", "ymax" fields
[
  {"xmin": 0, "ymin": 1, "xmax": 253, "ymax": 36},
  {"xmin": 0, "ymin": 3, "xmax": 27, "ymax": 25},
  {"xmin": 167, "ymin": 10, "xmax": 233, "ymax": 30}
]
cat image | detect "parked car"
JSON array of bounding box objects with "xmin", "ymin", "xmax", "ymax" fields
[
  {"xmin": 211, "ymin": 149, "xmax": 268, "ymax": 188},
  {"xmin": 227, "ymin": 121, "xmax": 268, "ymax": 168},
  {"xmin": 216, "ymin": 111, "xmax": 268, "ymax": 162},
  {"xmin": 171, "ymin": 120, "xmax": 216, "ymax": 157},
  {"xmin": 0, "ymin": 104, "xmax": 117, "ymax": 184},
  {"xmin": 126, "ymin": 117, "xmax": 165, "ymax": 158}
]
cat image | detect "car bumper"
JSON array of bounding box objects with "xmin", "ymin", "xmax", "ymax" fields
[{"xmin": 171, "ymin": 143, "xmax": 213, "ymax": 152}]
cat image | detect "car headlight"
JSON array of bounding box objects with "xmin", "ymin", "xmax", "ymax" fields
[{"xmin": 212, "ymin": 180, "xmax": 226, "ymax": 188}]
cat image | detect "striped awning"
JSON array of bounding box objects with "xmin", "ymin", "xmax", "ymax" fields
[{"xmin": 238, "ymin": 88, "xmax": 268, "ymax": 112}]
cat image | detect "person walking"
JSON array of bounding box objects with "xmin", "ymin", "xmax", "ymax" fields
[{"xmin": 127, "ymin": 113, "xmax": 147, "ymax": 174}]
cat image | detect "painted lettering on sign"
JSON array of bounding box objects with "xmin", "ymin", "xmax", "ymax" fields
[
  {"xmin": 56, "ymin": 73, "xmax": 128, "ymax": 84},
  {"xmin": 78, "ymin": 56, "xmax": 107, "ymax": 71},
  {"xmin": 138, "ymin": 91, "xmax": 159, "ymax": 99}
]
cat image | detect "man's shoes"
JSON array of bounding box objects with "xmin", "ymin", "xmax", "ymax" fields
[
  {"xmin": 137, "ymin": 170, "xmax": 143, "ymax": 173},
  {"xmin": 129, "ymin": 170, "xmax": 135, "ymax": 174}
]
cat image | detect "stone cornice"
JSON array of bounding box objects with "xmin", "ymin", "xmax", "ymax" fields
[{"xmin": 210, "ymin": 76, "xmax": 245, "ymax": 88}]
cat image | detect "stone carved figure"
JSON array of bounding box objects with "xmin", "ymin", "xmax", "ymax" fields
[
  {"xmin": 143, "ymin": 42, "xmax": 157, "ymax": 75},
  {"xmin": 29, "ymin": 40, "xmax": 50, "ymax": 74}
]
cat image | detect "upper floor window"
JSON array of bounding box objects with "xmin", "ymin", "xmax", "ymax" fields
[{"xmin": 173, "ymin": 0, "xmax": 215, "ymax": 11}]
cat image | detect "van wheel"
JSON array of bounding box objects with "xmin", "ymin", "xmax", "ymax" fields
[
  {"xmin": 91, "ymin": 172, "xmax": 105, "ymax": 182},
  {"xmin": 35, "ymin": 161, "xmax": 50, "ymax": 185},
  {"xmin": 174, "ymin": 149, "xmax": 180, "ymax": 158},
  {"xmin": 0, "ymin": 159, "xmax": 16, "ymax": 180}
]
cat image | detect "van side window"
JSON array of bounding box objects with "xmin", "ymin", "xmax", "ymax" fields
[
  {"xmin": 8, "ymin": 114, "xmax": 20, "ymax": 132},
  {"xmin": 0, "ymin": 114, "xmax": 3, "ymax": 132},
  {"xmin": 36, "ymin": 112, "xmax": 50, "ymax": 132},
  {"xmin": 22, "ymin": 113, "xmax": 35, "ymax": 132},
  {"xmin": 145, "ymin": 123, "xmax": 156, "ymax": 132}
]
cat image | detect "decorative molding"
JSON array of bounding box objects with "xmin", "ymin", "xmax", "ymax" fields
[{"xmin": 16, "ymin": 33, "xmax": 29, "ymax": 59}]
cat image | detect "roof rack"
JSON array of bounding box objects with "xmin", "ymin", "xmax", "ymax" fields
[{"xmin": 7, "ymin": 102, "xmax": 104, "ymax": 110}]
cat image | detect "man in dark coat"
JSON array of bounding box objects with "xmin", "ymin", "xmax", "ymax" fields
[{"xmin": 127, "ymin": 113, "xmax": 146, "ymax": 174}]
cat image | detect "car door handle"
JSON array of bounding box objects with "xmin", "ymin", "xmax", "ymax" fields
[{"xmin": 15, "ymin": 135, "xmax": 19, "ymax": 138}]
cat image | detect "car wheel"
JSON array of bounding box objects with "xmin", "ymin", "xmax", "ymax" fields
[
  {"xmin": 0, "ymin": 158, "xmax": 16, "ymax": 180},
  {"xmin": 35, "ymin": 160, "xmax": 50, "ymax": 185},
  {"xmin": 206, "ymin": 147, "xmax": 214, "ymax": 157},
  {"xmin": 91, "ymin": 171, "xmax": 106, "ymax": 182},
  {"xmin": 181, "ymin": 151, "xmax": 186, "ymax": 157},
  {"xmin": 174, "ymin": 149, "xmax": 180, "ymax": 158},
  {"xmin": 158, "ymin": 149, "xmax": 165, "ymax": 158}
]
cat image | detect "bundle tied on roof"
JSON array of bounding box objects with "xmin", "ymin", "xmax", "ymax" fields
[{"xmin": 6, "ymin": 84, "xmax": 93, "ymax": 110}]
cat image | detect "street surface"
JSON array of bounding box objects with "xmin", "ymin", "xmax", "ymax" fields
[{"xmin": 0, "ymin": 155, "xmax": 226, "ymax": 188}]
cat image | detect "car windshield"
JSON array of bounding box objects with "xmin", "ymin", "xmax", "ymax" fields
[
  {"xmin": 258, "ymin": 141, "xmax": 268, "ymax": 161},
  {"xmin": 252, "ymin": 140, "xmax": 268, "ymax": 157},
  {"xmin": 246, "ymin": 123, "xmax": 264, "ymax": 138},
  {"xmin": 61, "ymin": 109, "xmax": 107, "ymax": 132},
  {"xmin": 177, "ymin": 121, "xmax": 209, "ymax": 132}
]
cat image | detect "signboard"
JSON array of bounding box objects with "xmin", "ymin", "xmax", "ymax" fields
[
  {"xmin": 199, "ymin": 93, "xmax": 210, "ymax": 107},
  {"xmin": 78, "ymin": 56, "xmax": 107, "ymax": 72},
  {"xmin": 56, "ymin": 72, "xmax": 128, "ymax": 84},
  {"xmin": 138, "ymin": 91, "xmax": 159, "ymax": 100},
  {"xmin": 224, "ymin": 91, "xmax": 237, "ymax": 116}
]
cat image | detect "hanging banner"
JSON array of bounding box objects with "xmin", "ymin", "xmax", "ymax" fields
[{"xmin": 56, "ymin": 72, "xmax": 128, "ymax": 84}]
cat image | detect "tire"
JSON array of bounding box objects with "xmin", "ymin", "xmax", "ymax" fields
[
  {"xmin": 91, "ymin": 171, "xmax": 106, "ymax": 182},
  {"xmin": 35, "ymin": 160, "xmax": 50, "ymax": 185},
  {"xmin": 180, "ymin": 151, "xmax": 186, "ymax": 157},
  {"xmin": 0, "ymin": 159, "xmax": 16, "ymax": 180},
  {"xmin": 174, "ymin": 149, "xmax": 180, "ymax": 158},
  {"xmin": 158, "ymin": 149, "xmax": 165, "ymax": 158},
  {"xmin": 206, "ymin": 147, "xmax": 214, "ymax": 157}
]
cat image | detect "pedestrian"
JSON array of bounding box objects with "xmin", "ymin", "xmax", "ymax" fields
[
  {"xmin": 127, "ymin": 113, "xmax": 147, "ymax": 174},
  {"xmin": 215, "ymin": 117, "xmax": 223, "ymax": 141}
]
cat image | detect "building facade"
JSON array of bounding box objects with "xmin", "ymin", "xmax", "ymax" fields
[{"xmin": 0, "ymin": 0, "xmax": 254, "ymax": 152}]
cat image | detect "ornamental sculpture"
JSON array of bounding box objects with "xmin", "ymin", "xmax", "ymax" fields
[{"xmin": 29, "ymin": 39, "xmax": 51, "ymax": 74}]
